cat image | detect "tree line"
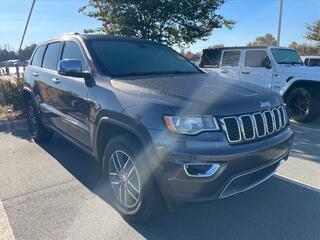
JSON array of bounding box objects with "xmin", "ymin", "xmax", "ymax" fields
[{"xmin": 0, "ymin": 44, "xmax": 36, "ymax": 62}]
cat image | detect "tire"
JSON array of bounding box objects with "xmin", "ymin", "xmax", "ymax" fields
[
  {"xmin": 286, "ymin": 87, "xmax": 320, "ymax": 123},
  {"xmin": 102, "ymin": 135, "xmax": 164, "ymax": 221},
  {"xmin": 26, "ymin": 99, "xmax": 53, "ymax": 142}
]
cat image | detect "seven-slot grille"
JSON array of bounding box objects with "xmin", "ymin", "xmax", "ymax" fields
[{"xmin": 220, "ymin": 105, "xmax": 288, "ymax": 144}]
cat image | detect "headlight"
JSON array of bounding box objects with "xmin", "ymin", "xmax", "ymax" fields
[{"xmin": 163, "ymin": 116, "xmax": 220, "ymax": 135}]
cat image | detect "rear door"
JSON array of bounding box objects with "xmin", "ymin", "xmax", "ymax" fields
[
  {"xmin": 219, "ymin": 50, "xmax": 242, "ymax": 79},
  {"xmin": 38, "ymin": 41, "xmax": 64, "ymax": 128},
  {"xmin": 239, "ymin": 49, "xmax": 273, "ymax": 89}
]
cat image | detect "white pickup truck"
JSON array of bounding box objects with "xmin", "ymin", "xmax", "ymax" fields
[{"xmin": 199, "ymin": 46, "xmax": 320, "ymax": 122}]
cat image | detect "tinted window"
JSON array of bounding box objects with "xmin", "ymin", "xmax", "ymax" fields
[
  {"xmin": 88, "ymin": 40, "xmax": 200, "ymax": 77},
  {"xmin": 62, "ymin": 41, "xmax": 88, "ymax": 70},
  {"xmin": 245, "ymin": 50, "xmax": 271, "ymax": 67},
  {"xmin": 222, "ymin": 51, "xmax": 240, "ymax": 66},
  {"xmin": 308, "ymin": 58, "xmax": 320, "ymax": 67},
  {"xmin": 42, "ymin": 42, "xmax": 62, "ymax": 70},
  {"xmin": 200, "ymin": 49, "xmax": 221, "ymax": 68},
  {"xmin": 31, "ymin": 45, "xmax": 46, "ymax": 67},
  {"xmin": 271, "ymin": 49, "xmax": 303, "ymax": 65}
]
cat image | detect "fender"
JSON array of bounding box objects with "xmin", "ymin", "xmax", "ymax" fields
[
  {"xmin": 92, "ymin": 115, "xmax": 153, "ymax": 161},
  {"xmin": 280, "ymin": 78, "xmax": 320, "ymax": 98},
  {"xmin": 22, "ymin": 86, "xmax": 36, "ymax": 108}
]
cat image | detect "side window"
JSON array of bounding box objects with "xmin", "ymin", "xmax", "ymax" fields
[
  {"xmin": 308, "ymin": 58, "xmax": 320, "ymax": 67},
  {"xmin": 245, "ymin": 50, "xmax": 271, "ymax": 67},
  {"xmin": 222, "ymin": 51, "xmax": 240, "ymax": 67},
  {"xmin": 200, "ymin": 49, "xmax": 221, "ymax": 68},
  {"xmin": 42, "ymin": 42, "xmax": 62, "ymax": 70},
  {"xmin": 61, "ymin": 41, "xmax": 88, "ymax": 71},
  {"xmin": 31, "ymin": 45, "xmax": 46, "ymax": 67}
]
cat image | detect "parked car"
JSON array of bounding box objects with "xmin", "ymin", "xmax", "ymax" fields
[
  {"xmin": 199, "ymin": 46, "xmax": 320, "ymax": 122},
  {"xmin": 301, "ymin": 56, "xmax": 320, "ymax": 67},
  {"xmin": 24, "ymin": 33, "xmax": 294, "ymax": 221}
]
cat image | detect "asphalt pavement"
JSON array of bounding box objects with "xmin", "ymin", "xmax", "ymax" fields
[{"xmin": 0, "ymin": 121, "xmax": 319, "ymax": 240}]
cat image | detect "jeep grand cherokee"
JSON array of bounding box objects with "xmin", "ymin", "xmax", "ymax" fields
[{"xmin": 23, "ymin": 33, "xmax": 294, "ymax": 221}]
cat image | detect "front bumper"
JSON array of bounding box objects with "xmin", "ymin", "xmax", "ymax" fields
[{"xmin": 147, "ymin": 126, "xmax": 294, "ymax": 204}]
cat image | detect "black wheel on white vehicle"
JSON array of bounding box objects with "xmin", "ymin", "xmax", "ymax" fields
[
  {"xmin": 102, "ymin": 135, "xmax": 164, "ymax": 221},
  {"xmin": 286, "ymin": 87, "xmax": 320, "ymax": 123},
  {"xmin": 26, "ymin": 99, "xmax": 53, "ymax": 142}
]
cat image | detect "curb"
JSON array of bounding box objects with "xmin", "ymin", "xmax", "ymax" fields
[{"xmin": 0, "ymin": 119, "xmax": 28, "ymax": 132}]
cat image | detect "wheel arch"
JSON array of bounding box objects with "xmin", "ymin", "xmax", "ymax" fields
[
  {"xmin": 283, "ymin": 80, "xmax": 320, "ymax": 101},
  {"xmin": 93, "ymin": 116, "xmax": 153, "ymax": 165},
  {"xmin": 22, "ymin": 87, "xmax": 35, "ymax": 109}
]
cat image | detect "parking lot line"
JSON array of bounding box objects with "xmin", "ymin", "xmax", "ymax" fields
[
  {"xmin": 275, "ymin": 174, "xmax": 320, "ymax": 193},
  {"xmin": 0, "ymin": 198, "xmax": 15, "ymax": 240}
]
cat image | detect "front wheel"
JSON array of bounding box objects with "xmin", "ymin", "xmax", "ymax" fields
[
  {"xmin": 286, "ymin": 87, "xmax": 320, "ymax": 123},
  {"xmin": 102, "ymin": 135, "xmax": 164, "ymax": 221}
]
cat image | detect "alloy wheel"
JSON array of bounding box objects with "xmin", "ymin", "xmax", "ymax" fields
[{"xmin": 108, "ymin": 150, "xmax": 141, "ymax": 209}]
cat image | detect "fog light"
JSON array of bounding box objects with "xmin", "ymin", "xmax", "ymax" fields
[{"xmin": 184, "ymin": 163, "xmax": 220, "ymax": 178}]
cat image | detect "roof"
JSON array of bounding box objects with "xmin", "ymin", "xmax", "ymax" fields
[
  {"xmin": 202, "ymin": 45, "xmax": 291, "ymax": 52},
  {"xmin": 40, "ymin": 33, "xmax": 156, "ymax": 45}
]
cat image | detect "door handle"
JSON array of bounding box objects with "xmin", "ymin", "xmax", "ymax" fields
[
  {"xmin": 241, "ymin": 71, "xmax": 250, "ymax": 75},
  {"xmin": 221, "ymin": 70, "xmax": 228, "ymax": 73},
  {"xmin": 32, "ymin": 72, "xmax": 39, "ymax": 77},
  {"xmin": 51, "ymin": 78, "xmax": 61, "ymax": 84}
]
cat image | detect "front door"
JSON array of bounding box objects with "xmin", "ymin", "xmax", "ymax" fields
[
  {"xmin": 239, "ymin": 49, "xmax": 273, "ymax": 89},
  {"xmin": 51, "ymin": 40, "xmax": 91, "ymax": 147}
]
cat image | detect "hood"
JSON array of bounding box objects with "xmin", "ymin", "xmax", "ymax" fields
[
  {"xmin": 279, "ymin": 65, "xmax": 320, "ymax": 77},
  {"xmin": 110, "ymin": 73, "xmax": 282, "ymax": 116}
]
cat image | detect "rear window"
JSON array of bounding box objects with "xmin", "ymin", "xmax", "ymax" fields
[
  {"xmin": 31, "ymin": 45, "xmax": 46, "ymax": 67},
  {"xmin": 222, "ymin": 51, "xmax": 240, "ymax": 67},
  {"xmin": 200, "ymin": 49, "xmax": 222, "ymax": 68},
  {"xmin": 42, "ymin": 42, "xmax": 62, "ymax": 70},
  {"xmin": 245, "ymin": 50, "xmax": 271, "ymax": 67}
]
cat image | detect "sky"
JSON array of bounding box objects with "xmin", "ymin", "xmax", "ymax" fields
[{"xmin": 0, "ymin": 0, "xmax": 319, "ymax": 52}]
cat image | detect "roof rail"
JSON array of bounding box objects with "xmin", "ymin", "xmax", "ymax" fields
[{"xmin": 58, "ymin": 32, "xmax": 80, "ymax": 37}]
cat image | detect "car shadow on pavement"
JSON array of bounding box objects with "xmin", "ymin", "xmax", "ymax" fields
[{"xmin": 37, "ymin": 134, "xmax": 320, "ymax": 240}]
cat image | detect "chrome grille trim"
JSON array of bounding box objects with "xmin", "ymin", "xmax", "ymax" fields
[
  {"xmin": 220, "ymin": 117, "xmax": 242, "ymax": 143},
  {"xmin": 263, "ymin": 110, "xmax": 275, "ymax": 135},
  {"xmin": 238, "ymin": 115, "xmax": 255, "ymax": 140},
  {"xmin": 220, "ymin": 105, "xmax": 288, "ymax": 144},
  {"xmin": 252, "ymin": 112, "xmax": 267, "ymax": 137}
]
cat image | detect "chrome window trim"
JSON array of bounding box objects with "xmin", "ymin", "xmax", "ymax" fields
[
  {"xmin": 220, "ymin": 117, "xmax": 242, "ymax": 143},
  {"xmin": 238, "ymin": 115, "xmax": 255, "ymax": 140}
]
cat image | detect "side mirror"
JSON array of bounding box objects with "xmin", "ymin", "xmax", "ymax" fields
[
  {"xmin": 265, "ymin": 63, "xmax": 272, "ymax": 69},
  {"xmin": 58, "ymin": 59, "xmax": 91, "ymax": 80}
]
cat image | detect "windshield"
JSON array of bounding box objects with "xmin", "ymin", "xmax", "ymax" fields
[
  {"xmin": 88, "ymin": 39, "xmax": 201, "ymax": 77},
  {"xmin": 271, "ymin": 49, "xmax": 303, "ymax": 65}
]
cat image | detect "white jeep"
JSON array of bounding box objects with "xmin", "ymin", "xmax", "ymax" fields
[{"xmin": 199, "ymin": 46, "xmax": 320, "ymax": 122}]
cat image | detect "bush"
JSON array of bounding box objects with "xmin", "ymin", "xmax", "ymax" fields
[{"xmin": 0, "ymin": 77, "xmax": 25, "ymax": 111}]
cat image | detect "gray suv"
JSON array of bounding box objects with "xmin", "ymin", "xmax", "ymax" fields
[{"xmin": 23, "ymin": 33, "xmax": 294, "ymax": 221}]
